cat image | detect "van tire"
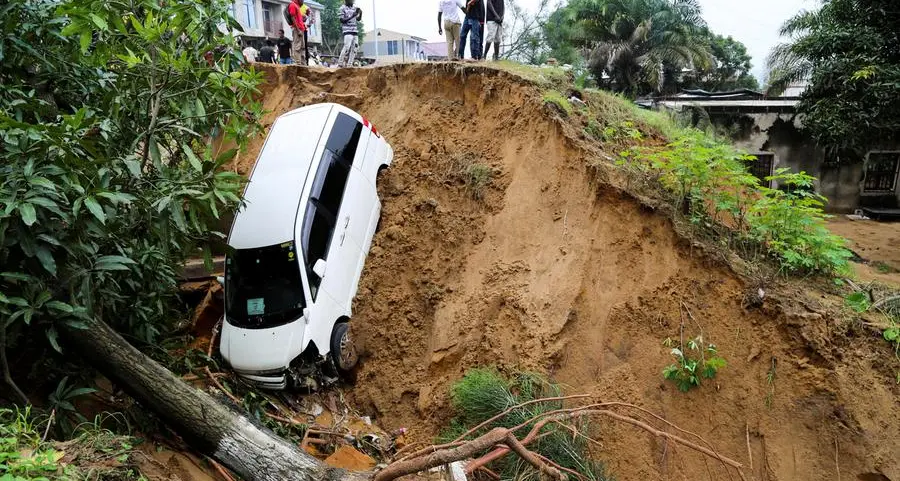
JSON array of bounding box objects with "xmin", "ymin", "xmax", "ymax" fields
[{"xmin": 330, "ymin": 322, "xmax": 358, "ymax": 373}]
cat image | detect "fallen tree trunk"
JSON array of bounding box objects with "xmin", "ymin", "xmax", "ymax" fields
[{"xmin": 60, "ymin": 316, "xmax": 369, "ymax": 481}]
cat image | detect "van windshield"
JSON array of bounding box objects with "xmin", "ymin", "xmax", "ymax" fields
[{"xmin": 224, "ymin": 242, "xmax": 307, "ymax": 329}]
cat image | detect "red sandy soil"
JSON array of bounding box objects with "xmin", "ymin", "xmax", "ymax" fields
[{"xmin": 234, "ymin": 64, "xmax": 899, "ymax": 481}]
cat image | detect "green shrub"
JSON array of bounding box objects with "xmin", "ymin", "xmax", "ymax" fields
[
  {"xmin": 624, "ymin": 130, "xmax": 851, "ymax": 276},
  {"xmin": 446, "ymin": 368, "xmax": 613, "ymax": 481}
]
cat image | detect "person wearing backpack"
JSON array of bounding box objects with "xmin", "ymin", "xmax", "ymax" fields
[{"xmin": 285, "ymin": 0, "xmax": 308, "ymax": 65}]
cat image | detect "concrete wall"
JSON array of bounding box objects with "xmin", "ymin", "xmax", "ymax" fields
[{"xmin": 705, "ymin": 111, "xmax": 899, "ymax": 212}]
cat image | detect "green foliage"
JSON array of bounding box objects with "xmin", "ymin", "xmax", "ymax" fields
[
  {"xmin": 844, "ymin": 292, "xmax": 872, "ymax": 313},
  {"xmin": 1, "ymin": 407, "xmax": 62, "ymax": 480},
  {"xmin": 601, "ymin": 120, "xmax": 643, "ymax": 143},
  {"xmin": 683, "ymin": 32, "xmax": 759, "ymax": 91},
  {"xmin": 624, "ymin": 129, "xmax": 851, "ymax": 275},
  {"xmin": 447, "ymin": 368, "xmax": 612, "ymax": 481},
  {"xmin": 1, "ymin": 407, "xmax": 141, "ymax": 480},
  {"xmin": 0, "ymin": 0, "xmax": 261, "ymax": 373},
  {"xmin": 842, "ymin": 285, "xmax": 900, "ymax": 382},
  {"xmin": 662, "ymin": 336, "xmax": 726, "ymax": 392},
  {"xmin": 766, "ymin": 0, "xmax": 900, "ymax": 157},
  {"xmin": 567, "ymin": 0, "xmax": 712, "ymax": 95},
  {"xmin": 542, "ymin": 90, "xmax": 573, "ymax": 117}
]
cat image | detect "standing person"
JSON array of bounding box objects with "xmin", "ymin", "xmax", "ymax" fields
[
  {"xmin": 458, "ymin": 0, "xmax": 484, "ymax": 60},
  {"xmin": 299, "ymin": 1, "xmax": 312, "ymax": 65},
  {"xmin": 276, "ymin": 29, "xmax": 293, "ymax": 64},
  {"xmin": 258, "ymin": 39, "xmax": 277, "ymax": 64},
  {"xmin": 287, "ymin": 0, "xmax": 307, "ymax": 65},
  {"xmin": 483, "ymin": 0, "xmax": 504, "ymax": 61},
  {"xmin": 241, "ymin": 41, "xmax": 258, "ymax": 63},
  {"xmin": 437, "ymin": 0, "xmax": 464, "ymax": 61},
  {"xmin": 338, "ymin": 0, "xmax": 362, "ymax": 67}
]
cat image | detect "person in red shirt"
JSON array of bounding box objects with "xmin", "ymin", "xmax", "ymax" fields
[{"xmin": 287, "ymin": 0, "xmax": 308, "ymax": 65}]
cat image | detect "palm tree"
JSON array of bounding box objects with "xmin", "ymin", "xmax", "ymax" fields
[
  {"xmin": 573, "ymin": 0, "xmax": 712, "ymax": 96},
  {"xmin": 765, "ymin": 8, "xmax": 825, "ymax": 95}
]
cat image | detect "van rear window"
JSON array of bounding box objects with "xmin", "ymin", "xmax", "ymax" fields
[{"xmin": 325, "ymin": 113, "xmax": 363, "ymax": 165}]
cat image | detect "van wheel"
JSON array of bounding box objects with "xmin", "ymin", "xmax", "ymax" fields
[{"xmin": 330, "ymin": 322, "xmax": 358, "ymax": 373}]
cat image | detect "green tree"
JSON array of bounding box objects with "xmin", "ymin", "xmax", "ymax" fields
[
  {"xmin": 766, "ymin": 0, "xmax": 900, "ymax": 156},
  {"xmin": 570, "ymin": 0, "xmax": 712, "ymax": 96},
  {"xmin": 542, "ymin": 4, "xmax": 581, "ymax": 65},
  {"xmin": 0, "ymin": 0, "xmax": 261, "ymax": 402},
  {"xmin": 686, "ymin": 32, "xmax": 759, "ymax": 91}
]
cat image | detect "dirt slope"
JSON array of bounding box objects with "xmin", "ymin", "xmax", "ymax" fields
[{"xmin": 239, "ymin": 64, "xmax": 899, "ymax": 481}]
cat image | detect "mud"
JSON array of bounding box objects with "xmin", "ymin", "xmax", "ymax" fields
[{"xmin": 238, "ymin": 64, "xmax": 900, "ymax": 481}]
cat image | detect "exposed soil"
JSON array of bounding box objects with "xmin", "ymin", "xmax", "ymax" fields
[
  {"xmin": 828, "ymin": 217, "xmax": 900, "ymax": 286},
  {"xmin": 238, "ymin": 64, "xmax": 900, "ymax": 481}
]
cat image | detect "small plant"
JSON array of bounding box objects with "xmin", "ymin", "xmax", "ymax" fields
[
  {"xmin": 602, "ymin": 120, "xmax": 644, "ymax": 142},
  {"xmin": 765, "ymin": 357, "xmax": 777, "ymax": 408},
  {"xmin": 845, "ymin": 291, "xmax": 872, "ymax": 313},
  {"xmin": 49, "ymin": 376, "xmax": 98, "ymax": 435},
  {"xmin": 542, "ymin": 90, "xmax": 573, "ymax": 117},
  {"xmin": 585, "ymin": 119, "xmax": 603, "ymax": 139},
  {"xmin": 843, "ymin": 285, "xmax": 900, "ymax": 383},
  {"xmin": 873, "ymin": 261, "xmax": 898, "ymax": 274},
  {"xmin": 465, "ymin": 163, "xmax": 494, "ymax": 200},
  {"xmin": 662, "ymin": 336, "xmax": 727, "ymax": 392}
]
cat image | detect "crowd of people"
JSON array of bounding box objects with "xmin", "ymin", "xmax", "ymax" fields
[
  {"xmin": 438, "ymin": 0, "xmax": 504, "ymax": 61},
  {"xmin": 240, "ymin": 0, "xmax": 363, "ymax": 68},
  {"xmin": 239, "ymin": 0, "xmax": 506, "ymax": 69}
]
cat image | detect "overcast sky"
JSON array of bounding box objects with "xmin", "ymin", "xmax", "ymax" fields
[{"xmin": 359, "ymin": 0, "xmax": 820, "ymax": 81}]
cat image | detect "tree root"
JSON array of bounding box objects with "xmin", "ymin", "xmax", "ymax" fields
[{"xmin": 376, "ymin": 399, "xmax": 746, "ymax": 481}]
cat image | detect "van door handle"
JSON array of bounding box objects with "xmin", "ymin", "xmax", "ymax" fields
[
  {"xmin": 340, "ymin": 232, "xmax": 346, "ymax": 246},
  {"xmin": 343, "ymin": 216, "xmax": 350, "ymax": 228}
]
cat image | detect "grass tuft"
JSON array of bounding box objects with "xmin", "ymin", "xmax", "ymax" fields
[
  {"xmin": 444, "ymin": 153, "xmax": 495, "ymax": 200},
  {"xmin": 445, "ymin": 368, "xmax": 613, "ymax": 481},
  {"xmin": 542, "ymin": 90, "xmax": 573, "ymax": 117}
]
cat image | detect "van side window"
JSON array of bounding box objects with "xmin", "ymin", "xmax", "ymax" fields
[
  {"xmin": 325, "ymin": 113, "xmax": 363, "ymax": 166},
  {"xmin": 300, "ymin": 114, "xmax": 362, "ymax": 299}
]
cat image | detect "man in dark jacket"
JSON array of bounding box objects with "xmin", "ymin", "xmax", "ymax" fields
[
  {"xmin": 458, "ymin": 0, "xmax": 484, "ymax": 60},
  {"xmin": 483, "ymin": 0, "xmax": 504, "ymax": 60}
]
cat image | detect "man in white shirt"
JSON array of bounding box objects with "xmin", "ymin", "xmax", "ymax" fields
[
  {"xmin": 241, "ymin": 42, "xmax": 258, "ymax": 63},
  {"xmin": 437, "ymin": 0, "xmax": 465, "ymax": 61}
]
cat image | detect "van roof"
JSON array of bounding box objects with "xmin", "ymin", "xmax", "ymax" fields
[{"xmin": 229, "ymin": 104, "xmax": 333, "ymax": 249}]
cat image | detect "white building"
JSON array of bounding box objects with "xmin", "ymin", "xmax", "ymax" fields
[
  {"xmin": 361, "ymin": 29, "xmax": 427, "ymax": 64},
  {"xmin": 229, "ymin": 0, "xmax": 324, "ymax": 44}
]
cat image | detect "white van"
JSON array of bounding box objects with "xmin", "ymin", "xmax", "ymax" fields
[{"xmin": 220, "ymin": 103, "xmax": 392, "ymax": 390}]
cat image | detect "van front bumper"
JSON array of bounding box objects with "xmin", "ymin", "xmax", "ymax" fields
[{"xmin": 233, "ymin": 370, "xmax": 287, "ymax": 390}]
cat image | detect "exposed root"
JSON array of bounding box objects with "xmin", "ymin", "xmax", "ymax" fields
[{"xmin": 376, "ymin": 398, "xmax": 746, "ymax": 481}]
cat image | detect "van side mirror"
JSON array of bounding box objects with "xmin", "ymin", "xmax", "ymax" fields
[{"xmin": 312, "ymin": 259, "xmax": 327, "ymax": 278}]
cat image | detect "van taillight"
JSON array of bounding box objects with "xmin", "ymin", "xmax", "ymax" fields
[{"xmin": 363, "ymin": 117, "xmax": 380, "ymax": 138}]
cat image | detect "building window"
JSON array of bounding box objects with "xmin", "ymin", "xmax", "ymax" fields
[
  {"xmin": 243, "ymin": 0, "xmax": 257, "ymax": 29},
  {"xmin": 864, "ymin": 152, "xmax": 900, "ymax": 193},
  {"xmin": 387, "ymin": 40, "xmax": 398, "ymax": 55},
  {"xmin": 262, "ymin": 2, "xmax": 275, "ymax": 35},
  {"xmin": 748, "ymin": 153, "xmax": 775, "ymax": 187}
]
